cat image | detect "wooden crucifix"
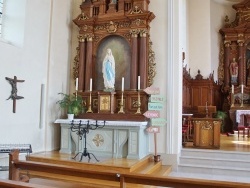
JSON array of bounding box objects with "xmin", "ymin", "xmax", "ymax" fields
[{"xmin": 5, "ymin": 76, "xmax": 25, "ymax": 113}]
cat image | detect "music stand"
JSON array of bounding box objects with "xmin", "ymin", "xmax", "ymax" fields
[{"xmin": 70, "ymin": 120, "xmax": 105, "ymax": 162}]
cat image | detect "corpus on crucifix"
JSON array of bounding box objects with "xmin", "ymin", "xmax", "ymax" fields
[{"xmin": 5, "ymin": 76, "xmax": 25, "ymax": 113}]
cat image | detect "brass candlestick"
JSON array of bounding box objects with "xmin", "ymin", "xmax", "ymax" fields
[
  {"xmin": 86, "ymin": 91, "xmax": 93, "ymax": 113},
  {"xmin": 118, "ymin": 92, "xmax": 125, "ymax": 114},
  {"xmin": 135, "ymin": 90, "xmax": 141, "ymax": 114},
  {"xmin": 231, "ymin": 92, "xmax": 234, "ymax": 107},
  {"xmin": 241, "ymin": 93, "xmax": 244, "ymax": 107}
]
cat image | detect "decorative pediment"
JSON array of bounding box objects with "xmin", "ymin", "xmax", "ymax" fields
[{"xmin": 221, "ymin": 0, "xmax": 250, "ymax": 29}]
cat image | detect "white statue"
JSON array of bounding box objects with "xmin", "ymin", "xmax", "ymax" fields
[{"xmin": 102, "ymin": 48, "xmax": 115, "ymax": 91}]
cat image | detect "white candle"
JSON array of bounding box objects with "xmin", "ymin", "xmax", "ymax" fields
[
  {"xmin": 232, "ymin": 85, "xmax": 234, "ymax": 94},
  {"xmin": 121, "ymin": 77, "xmax": 124, "ymax": 92},
  {"xmin": 90, "ymin": 78, "xmax": 92, "ymax": 92},
  {"xmin": 241, "ymin": 84, "xmax": 244, "ymax": 93},
  {"xmin": 75, "ymin": 78, "xmax": 78, "ymax": 91},
  {"xmin": 138, "ymin": 76, "xmax": 140, "ymax": 90}
]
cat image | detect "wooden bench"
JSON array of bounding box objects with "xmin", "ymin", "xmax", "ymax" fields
[{"xmin": 8, "ymin": 150, "xmax": 250, "ymax": 188}]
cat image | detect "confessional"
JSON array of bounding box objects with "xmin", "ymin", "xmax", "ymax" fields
[{"xmin": 72, "ymin": 0, "xmax": 156, "ymax": 121}]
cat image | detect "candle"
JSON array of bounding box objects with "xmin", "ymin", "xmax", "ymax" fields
[
  {"xmin": 75, "ymin": 78, "xmax": 78, "ymax": 91},
  {"xmin": 241, "ymin": 84, "xmax": 244, "ymax": 93},
  {"xmin": 121, "ymin": 77, "xmax": 124, "ymax": 92},
  {"xmin": 90, "ymin": 78, "xmax": 92, "ymax": 92},
  {"xmin": 138, "ymin": 76, "xmax": 140, "ymax": 90},
  {"xmin": 232, "ymin": 85, "xmax": 234, "ymax": 94}
]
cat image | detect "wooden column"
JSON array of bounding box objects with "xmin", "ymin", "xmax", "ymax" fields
[
  {"xmin": 78, "ymin": 36, "xmax": 86, "ymax": 91},
  {"xmin": 118, "ymin": 0, "xmax": 125, "ymax": 13},
  {"xmin": 130, "ymin": 31, "xmax": 139, "ymax": 90},
  {"xmin": 139, "ymin": 30, "xmax": 147, "ymax": 89},
  {"xmin": 238, "ymin": 40, "xmax": 244, "ymax": 85},
  {"xmin": 85, "ymin": 36, "xmax": 93, "ymax": 91},
  {"xmin": 224, "ymin": 40, "xmax": 231, "ymax": 87}
]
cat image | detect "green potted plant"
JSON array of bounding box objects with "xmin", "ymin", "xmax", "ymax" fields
[{"xmin": 56, "ymin": 93, "xmax": 83, "ymax": 119}]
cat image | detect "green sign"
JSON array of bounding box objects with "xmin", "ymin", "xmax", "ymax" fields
[
  {"xmin": 149, "ymin": 95, "xmax": 166, "ymax": 103},
  {"xmin": 148, "ymin": 102, "xmax": 164, "ymax": 110},
  {"xmin": 151, "ymin": 118, "xmax": 167, "ymax": 126}
]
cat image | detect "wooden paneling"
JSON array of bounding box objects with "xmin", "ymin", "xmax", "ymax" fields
[{"xmin": 183, "ymin": 68, "xmax": 221, "ymax": 116}]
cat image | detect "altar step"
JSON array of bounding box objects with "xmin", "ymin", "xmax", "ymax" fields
[
  {"xmin": 178, "ymin": 148, "xmax": 250, "ymax": 178},
  {"xmin": 21, "ymin": 151, "xmax": 172, "ymax": 188}
]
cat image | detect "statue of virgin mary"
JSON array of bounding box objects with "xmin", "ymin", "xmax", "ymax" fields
[{"xmin": 102, "ymin": 48, "xmax": 115, "ymax": 91}]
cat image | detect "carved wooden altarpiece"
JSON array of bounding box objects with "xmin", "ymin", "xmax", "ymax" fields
[
  {"xmin": 72, "ymin": 0, "xmax": 155, "ymax": 121},
  {"xmin": 219, "ymin": 0, "xmax": 250, "ymax": 131},
  {"xmin": 219, "ymin": 0, "xmax": 250, "ymax": 106}
]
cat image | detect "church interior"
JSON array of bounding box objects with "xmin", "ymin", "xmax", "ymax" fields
[{"xmin": 1, "ymin": 0, "xmax": 250, "ymax": 187}]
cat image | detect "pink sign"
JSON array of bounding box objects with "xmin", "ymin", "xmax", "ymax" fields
[
  {"xmin": 144, "ymin": 86, "xmax": 160, "ymax": 95},
  {"xmin": 143, "ymin": 110, "xmax": 160, "ymax": 118},
  {"xmin": 146, "ymin": 126, "xmax": 160, "ymax": 133}
]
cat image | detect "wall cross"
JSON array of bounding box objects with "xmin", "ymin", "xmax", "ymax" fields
[{"xmin": 5, "ymin": 76, "xmax": 25, "ymax": 113}]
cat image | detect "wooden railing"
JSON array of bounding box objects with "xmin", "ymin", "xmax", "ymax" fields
[{"xmin": 7, "ymin": 150, "xmax": 250, "ymax": 188}]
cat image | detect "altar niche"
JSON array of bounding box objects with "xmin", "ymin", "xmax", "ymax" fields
[{"xmin": 72, "ymin": 0, "xmax": 155, "ymax": 120}]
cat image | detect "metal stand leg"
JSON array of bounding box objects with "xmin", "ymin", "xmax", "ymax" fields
[{"xmin": 72, "ymin": 130, "xmax": 99, "ymax": 162}]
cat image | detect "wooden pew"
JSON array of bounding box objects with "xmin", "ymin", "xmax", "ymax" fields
[
  {"xmin": 0, "ymin": 179, "xmax": 56, "ymax": 188},
  {"xmin": 9, "ymin": 150, "xmax": 250, "ymax": 188}
]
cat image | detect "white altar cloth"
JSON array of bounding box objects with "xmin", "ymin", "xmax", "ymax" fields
[
  {"xmin": 54, "ymin": 119, "xmax": 149, "ymax": 160},
  {"xmin": 236, "ymin": 110, "xmax": 250, "ymax": 123}
]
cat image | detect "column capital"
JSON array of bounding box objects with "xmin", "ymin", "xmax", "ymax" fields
[
  {"xmin": 224, "ymin": 40, "xmax": 231, "ymax": 47},
  {"xmin": 139, "ymin": 29, "xmax": 148, "ymax": 37},
  {"xmin": 130, "ymin": 29, "xmax": 140, "ymax": 37},
  {"xmin": 237, "ymin": 39, "xmax": 244, "ymax": 46}
]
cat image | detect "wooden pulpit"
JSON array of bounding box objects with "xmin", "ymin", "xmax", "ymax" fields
[{"xmin": 192, "ymin": 118, "xmax": 221, "ymax": 149}]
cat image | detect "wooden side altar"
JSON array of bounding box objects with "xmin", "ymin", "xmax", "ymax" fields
[{"xmin": 192, "ymin": 118, "xmax": 222, "ymax": 149}]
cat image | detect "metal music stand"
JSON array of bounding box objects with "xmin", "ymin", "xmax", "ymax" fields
[{"xmin": 70, "ymin": 120, "xmax": 105, "ymax": 162}]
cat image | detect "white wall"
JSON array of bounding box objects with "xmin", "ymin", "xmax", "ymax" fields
[
  {"xmin": 0, "ymin": 0, "xmax": 72, "ymax": 159},
  {"xmin": 188, "ymin": 0, "xmax": 239, "ymax": 81}
]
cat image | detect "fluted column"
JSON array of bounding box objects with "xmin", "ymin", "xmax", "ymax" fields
[
  {"xmin": 139, "ymin": 29, "xmax": 148, "ymax": 89},
  {"xmin": 224, "ymin": 40, "xmax": 231, "ymax": 87},
  {"xmin": 238, "ymin": 39, "xmax": 244, "ymax": 85},
  {"xmin": 85, "ymin": 35, "xmax": 93, "ymax": 91},
  {"xmin": 78, "ymin": 35, "xmax": 86, "ymax": 91},
  {"xmin": 130, "ymin": 30, "xmax": 139, "ymax": 90}
]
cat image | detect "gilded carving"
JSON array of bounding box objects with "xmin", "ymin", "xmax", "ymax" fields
[
  {"xmin": 81, "ymin": 25, "xmax": 89, "ymax": 32},
  {"xmin": 107, "ymin": 21, "xmax": 117, "ymax": 33},
  {"xmin": 218, "ymin": 42, "xmax": 225, "ymax": 85},
  {"xmin": 73, "ymin": 47, "xmax": 80, "ymax": 80},
  {"xmin": 130, "ymin": 5, "xmax": 143, "ymax": 14},
  {"xmin": 133, "ymin": 19, "xmax": 144, "ymax": 26},
  {"xmin": 140, "ymin": 29, "xmax": 148, "ymax": 37},
  {"xmin": 129, "ymin": 29, "xmax": 140, "ymax": 37},
  {"xmin": 148, "ymin": 38, "xmax": 156, "ymax": 86},
  {"xmin": 77, "ymin": 12, "xmax": 89, "ymax": 20}
]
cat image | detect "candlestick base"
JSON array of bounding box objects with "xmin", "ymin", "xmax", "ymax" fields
[
  {"xmin": 86, "ymin": 106, "xmax": 93, "ymax": 113},
  {"xmin": 135, "ymin": 105, "xmax": 141, "ymax": 114},
  {"xmin": 118, "ymin": 104, "xmax": 125, "ymax": 114},
  {"xmin": 135, "ymin": 91, "xmax": 141, "ymax": 114}
]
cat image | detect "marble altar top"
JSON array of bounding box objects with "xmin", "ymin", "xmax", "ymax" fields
[{"xmin": 54, "ymin": 119, "xmax": 148, "ymax": 127}]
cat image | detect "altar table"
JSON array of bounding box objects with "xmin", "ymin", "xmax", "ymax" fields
[
  {"xmin": 236, "ymin": 110, "xmax": 250, "ymax": 123},
  {"xmin": 54, "ymin": 119, "xmax": 149, "ymax": 160}
]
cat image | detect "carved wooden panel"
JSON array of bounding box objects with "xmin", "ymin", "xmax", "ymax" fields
[
  {"xmin": 192, "ymin": 118, "xmax": 221, "ymax": 149},
  {"xmin": 182, "ymin": 68, "xmax": 221, "ymax": 116}
]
